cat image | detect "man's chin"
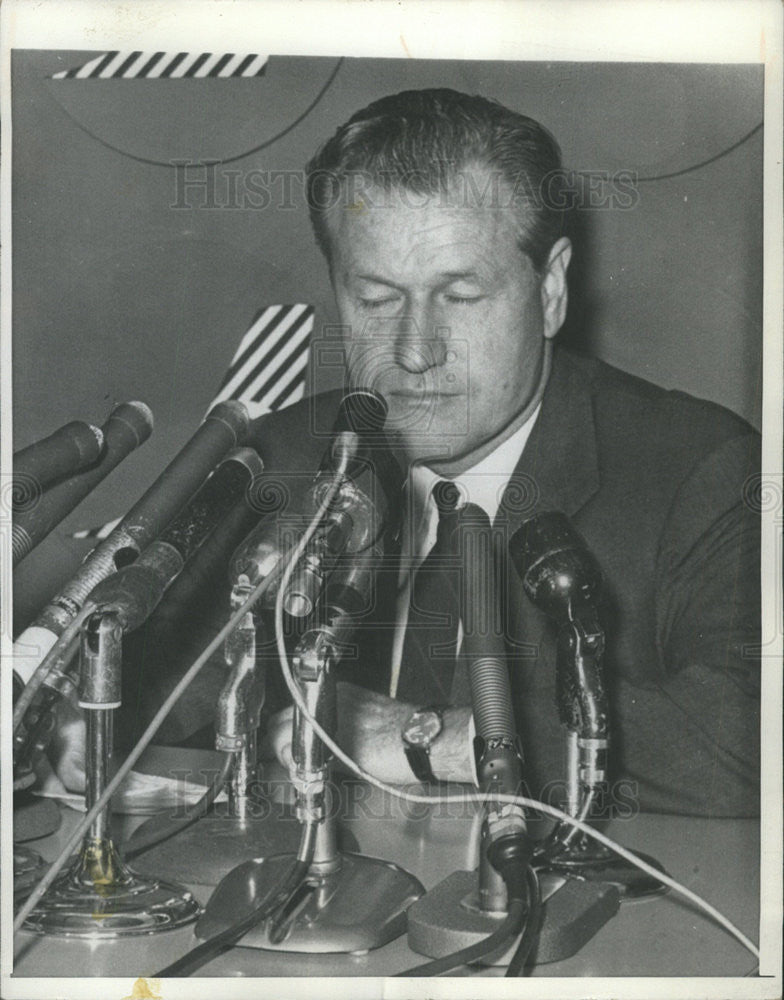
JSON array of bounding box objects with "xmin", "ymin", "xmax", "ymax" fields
[{"xmin": 388, "ymin": 430, "xmax": 473, "ymax": 469}]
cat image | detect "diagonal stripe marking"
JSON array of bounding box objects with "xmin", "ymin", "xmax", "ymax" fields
[
  {"xmin": 214, "ymin": 306, "xmax": 294, "ymax": 398},
  {"xmin": 253, "ymin": 349, "xmax": 310, "ymax": 413},
  {"xmin": 227, "ymin": 309, "xmax": 312, "ymax": 403},
  {"xmin": 215, "ymin": 305, "xmax": 309, "ymax": 402},
  {"xmin": 240, "ymin": 323, "xmax": 312, "ymax": 405}
]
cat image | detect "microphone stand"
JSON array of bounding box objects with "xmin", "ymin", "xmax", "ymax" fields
[
  {"xmin": 533, "ymin": 594, "xmax": 668, "ymax": 898},
  {"xmin": 195, "ymin": 556, "xmax": 424, "ymax": 954},
  {"xmin": 129, "ymin": 519, "xmax": 363, "ymax": 891},
  {"xmin": 508, "ymin": 511, "xmax": 668, "ymax": 909},
  {"xmin": 20, "ymin": 611, "xmax": 201, "ymax": 937},
  {"xmin": 128, "ymin": 576, "xmax": 306, "ymax": 890},
  {"xmin": 407, "ymin": 504, "xmax": 532, "ymax": 964},
  {"xmin": 217, "ymin": 585, "xmax": 264, "ymax": 820}
]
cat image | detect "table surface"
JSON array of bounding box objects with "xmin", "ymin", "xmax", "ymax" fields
[{"xmin": 11, "ymin": 748, "xmax": 761, "ymax": 980}]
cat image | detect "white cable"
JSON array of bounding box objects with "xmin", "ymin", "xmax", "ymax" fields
[
  {"xmin": 14, "ymin": 474, "xmax": 760, "ymax": 967},
  {"xmin": 273, "ymin": 493, "xmax": 761, "ymax": 964}
]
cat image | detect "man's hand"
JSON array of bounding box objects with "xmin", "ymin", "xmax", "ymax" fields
[
  {"xmin": 262, "ymin": 681, "xmax": 475, "ymax": 785},
  {"xmin": 46, "ymin": 693, "xmax": 87, "ymax": 792}
]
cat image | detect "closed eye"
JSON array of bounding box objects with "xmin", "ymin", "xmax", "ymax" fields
[
  {"xmin": 359, "ymin": 297, "xmax": 400, "ymax": 311},
  {"xmin": 444, "ymin": 294, "xmax": 484, "ymax": 305}
]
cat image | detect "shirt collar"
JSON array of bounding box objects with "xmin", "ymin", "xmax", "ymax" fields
[
  {"xmin": 451, "ymin": 403, "xmax": 542, "ymax": 522},
  {"xmin": 405, "ymin": 403, "xmax": 542, "ymax": 557}
]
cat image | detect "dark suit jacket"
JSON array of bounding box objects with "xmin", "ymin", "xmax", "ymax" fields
[{"xmin": 120, "ymin": 347, "xmax": 760, "ymax": 818}]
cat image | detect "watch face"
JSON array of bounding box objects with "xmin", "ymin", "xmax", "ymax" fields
[{"xmin": 404, "ymin": 709, "xmax": 442, "ymax": 747}]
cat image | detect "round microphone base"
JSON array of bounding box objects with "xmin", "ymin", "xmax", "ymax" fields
[
  {"xmin": 13, "ymin": 846, "xmax": 50, "ymax": 904},
  {"xmin": 21, "ymin": 840, "xmax": 200, "ymax": 938},
  {"xmin": 537, "ymin": 838, "xmax": 669, "ymax": 899}
]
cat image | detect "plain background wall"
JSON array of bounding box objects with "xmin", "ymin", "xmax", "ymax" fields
[{"xmin": 12, "ymin": 53, "xmax": 763, "ymax": 629}]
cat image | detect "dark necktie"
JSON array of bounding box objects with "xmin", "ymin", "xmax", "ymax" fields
[{"xmin": 396, "ymin": 480, "xmax": 463, "ymax": 705}]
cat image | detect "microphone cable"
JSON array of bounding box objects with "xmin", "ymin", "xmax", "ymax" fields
[
  {"xmin": 397, "ymin": 899, "xmax": 526, "ymax": 976},
  {"xmin": 398, "ymin": 837, "xmax": 539, "ymax": 976},
  {"xmin": 154, "ymin": 819, "xmax": 318, "ymax": 978},
  {"xmin": 397, "ymin": 845, "xmax": 533, "ymax": 976},
  {"xmin": 124, "ymin": 751, "xmax": 235, "ymax": 860},
  {"xmin": 393, "ymin": 837, "xmax": 542, "ymax": 977},
  {"xmin": 534, "ymin": 788, "xmax": 596, "ymax": 860},
  {"xmin": 505, "ymin": 866, "xmax": 542, "ymax": 977}
]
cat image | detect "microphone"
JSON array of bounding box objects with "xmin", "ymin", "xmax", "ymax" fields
[
  {"xmin": 442, "ymin": 502, "xmax": 528, "ymax": 911},
  {"xmin": 405, "ymin": 503, "xmax": 531, "ymax": 959},
  {"xmin": 13, "ymin": 401, "xmax": 249, "ymax": 688},
  {"xmin": 286, "ymin": 552, "xmax": 375, "ymax": 795},
  {"xmin": 508, "ymin": 513, "xmax": 669, "ymax": 902},
  {"xmin": 324, "ymin": 387, "xmax": 388, "ymax": 475},
  {"xmin": 451, "ymin": 504, "xmax": 520, "ymax": 750},
  {"xmin": 292, "ymin": 546, "xmax": 377, "ymax": 674},
  {"xmin": 87, "ymin": 448, "xmax": 264, "ymax": 633},
  {"xmin": 229, "ymin": 389, "xmax": 400, "ymax": 618},
  {"xmin": 508, "ymin": 511, "xmax": 608, "ymax": 744},
  {"xmin": 406, "ymin": 513, "xmax": 646, "ymax": 963},
  {"xmin": 286, "ymin": 389, "xmax": 397, "ymax": 616},
  {"xmin": 11, "ymin": 402, "xmax": 152, "ymax": 567},
  {"xmin": 14, "ymin": 419, "xmax": 104, "ymax": 492},
  {"xmin": 275, "ymin": 549, "xmax": 379, "ymax": 872},
  {"xmin": 509, "ymin": 511, "xmax": 602, "ymax": 624}
]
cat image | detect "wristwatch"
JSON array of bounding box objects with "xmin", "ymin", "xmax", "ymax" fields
[{"xmin": 402, "ymin": 706, "xmax": 445, "ymax": 784}]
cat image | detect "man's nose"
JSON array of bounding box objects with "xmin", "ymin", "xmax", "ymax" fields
[{"xmin": 392, "ymin": 311, "xmax": 449, "ymax": 374}]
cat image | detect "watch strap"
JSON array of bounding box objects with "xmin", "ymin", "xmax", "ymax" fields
[{"xmin": 405, "ymin": 745, "xmax": 440, "ymax": 784}]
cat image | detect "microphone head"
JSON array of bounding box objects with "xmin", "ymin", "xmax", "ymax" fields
[
  {"xmin": 329, "ymin": 390, "xmax": 389, "ymax": 475},
  {"xmin": 56, "ymin": 420, "xmax": 105, "ymax": 464},
  {"xmin": 333, "ymin": 389, "xmax": 388, "ymax": 435},
  {"xmin": 205, "ymin": 400, "xmax": 250, "ymax": 445},
  {"xmin": 508, "ymin": 511, "xmax": 602, "ymax": 620},
  {"xmin": 108, "ymin": 401, "xmax": 154, "ymax": 446},
  {"xmin": 228, "ymin": 517, "xmax": 287, "ymax": 591}
]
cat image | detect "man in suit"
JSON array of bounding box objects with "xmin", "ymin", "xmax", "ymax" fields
[
  {"xmin": 256, "ymin": 88, "xmax": 760, "ymax": 817},
  {"xmin": 54, "ymin": 88, "xmax": 760, "ymax": 819}
]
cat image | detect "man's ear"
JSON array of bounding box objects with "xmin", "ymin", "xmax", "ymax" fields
[{"xmin": 540, "ymin": 237, "xmax": 572, "ymax": 340}]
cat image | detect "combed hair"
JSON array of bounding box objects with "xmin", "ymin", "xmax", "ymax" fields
[{"xmin": 306, "ymin": 88, "xmax": 565, "ymax": 271}]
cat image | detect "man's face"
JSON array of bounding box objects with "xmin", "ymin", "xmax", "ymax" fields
[{"xmin": 328, "ymin": 167, "xmax": 570, "ymax": 468}]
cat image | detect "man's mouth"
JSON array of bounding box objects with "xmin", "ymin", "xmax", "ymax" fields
[{"xmin": 385, "ymin": 387, "xmax": 462, "ymax": 399}]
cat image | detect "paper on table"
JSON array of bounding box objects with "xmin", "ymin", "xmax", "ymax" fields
[{"xmin": 33, "ymin": 765, "xmax": 227, "ymax": 815}]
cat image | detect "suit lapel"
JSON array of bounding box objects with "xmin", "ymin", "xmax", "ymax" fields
[
  {"xmin": 497, "ymin": 349, "xmax": 600, "ymax": 534},
  {"xmin": 491, "ymin": 348, "xmax": 600, "ymax": 691},
  {"xmin": 449, "ymin": 350, "xmax": 602, "ymax": 706}
]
